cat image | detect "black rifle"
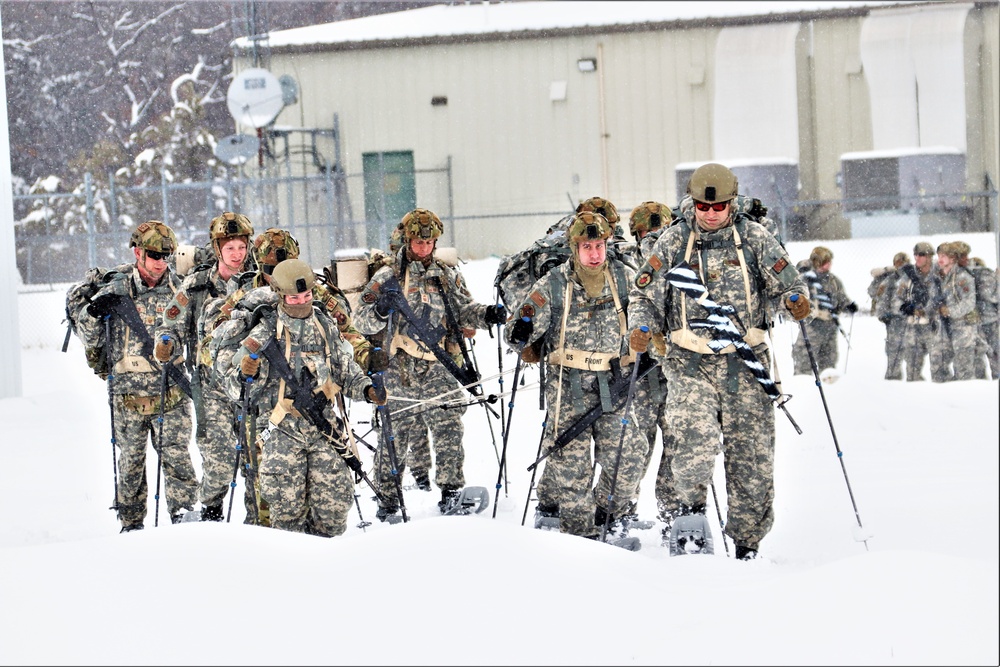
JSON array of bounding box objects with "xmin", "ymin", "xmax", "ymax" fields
[
  {"xmin": 526, "ymin": 354, "xmax": 658, "ymax": 472},
  {"xmin": 254, "ymin": 336, "xmax": 388, "ymax": 504},
  {"xmin": 96, "ymin": 293, "xmax": 192, "ymax": 398},
  {"xmin": 377, "ymin": 274, "xmax": 481, "ymax": 393}
]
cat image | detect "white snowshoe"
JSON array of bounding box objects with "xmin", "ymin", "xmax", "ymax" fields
[
  {"xmin": 668, "ymin": 514, "xmax": 715, "ymax": 556},
  {"xmin": 441, "ymin": 486, "xmax": 491, "ymax": 516}
]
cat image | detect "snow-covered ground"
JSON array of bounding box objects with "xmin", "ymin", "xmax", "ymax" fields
[{"xmin": 1, "ymin": 233, "xmax": 997, "ymax": 665}]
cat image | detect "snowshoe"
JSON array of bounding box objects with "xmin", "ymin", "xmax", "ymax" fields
[
  {"xmin": 534, "ymin": 515, "xmax": 561, "ymax": 531},
  {"xmin": 441, "ymin": 486, "xmax": 491, "ymax": 516},
  {"xmin": 605, "ymin": 535, "xmax": 642, "ymax": 552},
  {"xmin": 668, "ymin": 514, "xmax": 714, "ymax": 556}
]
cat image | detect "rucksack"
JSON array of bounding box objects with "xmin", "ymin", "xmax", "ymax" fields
[
  {"xmin": 63, "ymin": 266, "xmax": 118, "ymax": 375},
  {"xmin": 969, "ymin": 264, "xmax": 999, "ymax": 317}
]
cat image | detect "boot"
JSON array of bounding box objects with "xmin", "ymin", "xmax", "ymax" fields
[
  {"xmin": 594, "ymin": 505, "xmax": 621, "ymax": 536},
  {"xmin": 201, "ymin": 503, "xmax": 224, "ymax": 522},
  {"xmin": 438, "ymin": 487, "xmax": 461, "ymax": 514},
  {"xmin": 735, "ymin": 544, "xmax": 758, "ymax": 561},
  {"xmin": 120, "ymin": 522, "xmax": 144, "ymax": 534},
  {"xmin": 412, "ymin": 470, "xmax": 431, "ymax": 492},
  {"xmin": 376, "ymin": 505, "xmax": 399, "ymax": 523}
]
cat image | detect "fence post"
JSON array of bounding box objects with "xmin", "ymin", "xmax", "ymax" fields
[
  {"xmin": 160, "ymin": 167, "xmax": 169, "ymax": 227},
  {"xmin": 85, "ymin": 172, "xmax": 97, "ymax": 268}
]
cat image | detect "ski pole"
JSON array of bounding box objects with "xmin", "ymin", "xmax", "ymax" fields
[
  {"xmin": 373, "ymin": 304, "xmax": 408, "ymax": 522},
  {"xmin": 469, "ymin": 339, "xmax": 504, "ymax": 471},
  {"xmin": 709, "ymin": 479, "xmax": 730, "ymax": 557},
  {"xmin": 154, "ymin": 335, "xmax": 169, "ymax": 527},
  {"xmin": 791, "ymin": 295, "xmax": 869, "ymax": 550},
  {"xmin": 227, "ymin": 362, "xmax": 255, "ymax": 523},
  {"xmin": 599, "ymin": 339, "xmax": 644, "ymax": 544},
  {"xmin": 520, "ymin": 417, "xmax": 548, "ymax": 526},
  {"xmin": 354, "ymin": 493, "xmax": 371, "ymax": 532},
  {"xmin": 843, "ymin": 310, "xmax": 855, "ymax": 373},
  {"xmin": 492, "ymin": 354, "xmax": 523, "ymax": 517},
  {"xmin": 103, "ymin": 315, "xmax": 120, "ymax": 513}
]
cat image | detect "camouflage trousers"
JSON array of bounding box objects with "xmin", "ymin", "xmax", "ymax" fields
[
  {"xmin": 883, "ymin": 317, "xmax": 907, "ymax": 379},
  {"xmin": 792, "ymin": 318, "xmax": 839, "ymax": 374},
  {"xmin": 196, "ymin": 373, "xmax": 242, "ymax": 510},
  {"xmin": 978, "ymin": 321, "xmax": 1000, "ymax": 380},
  {"xmin": 933, "ymin": 321, "xmax": 978, "ymax": 381},
  {"xmin": 255, "ymin": 413, "xmax": 354, "ymax": 538},
  {"xmin": 112, "ymin": 395, "xmax": 198, "ymax": 526},
  {"xmin": 536, "ymin": 366, "xmax": 646, "ymax": 538},
  {"xmin": 901, "ymin": 320, "xmax": 937, "ymax": 381},
  {"xmin": 375, "ymin": 354, "xmax": 467, "ymax": 509},
  {"xmin": 629, "ymin": 368, "xmax": 677, "ymax": 515},
  {"xmin": 662, "ymin": 353, "xmax": 775, "ymax": 550}
]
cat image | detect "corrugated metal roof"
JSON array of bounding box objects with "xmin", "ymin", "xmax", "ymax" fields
[{"xmin": 236, "ymin": 1, "xmax": 932, "ymax": 51}]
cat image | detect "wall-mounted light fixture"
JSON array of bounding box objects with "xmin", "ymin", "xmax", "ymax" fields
[
  {"xmin": 431, "ymin": 96, "xmax": 448, "ymax": 106},
  {"xmin": 577, "ymin": 58, "xmax": 597, "ymax": 73}
]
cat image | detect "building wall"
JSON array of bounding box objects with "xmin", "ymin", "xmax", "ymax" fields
[{"xmin": 256, "ymin": 3, "xmax": 998, "ymax": 260}]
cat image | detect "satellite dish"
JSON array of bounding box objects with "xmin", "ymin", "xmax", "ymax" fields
[
  {"xmin": 226, "ymin": 68, "xmax": 284, "ymax": 128},
  {"xmin": 279, "ymin": 74, "xmax": 299, "ymax": 106},
  {"xmin": 214, "ymin": 133, "xmax": 260, "ymax": 165}
]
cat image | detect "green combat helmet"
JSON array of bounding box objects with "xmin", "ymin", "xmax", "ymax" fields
[
  {"xmin": 576, "ymin": 196, "xmax": 620, "ymax": 225},
  {"xmin": 209, "ymin": 212, "xmax": 254, "ymax": 258},
  {"xmin": 629, "ymin": 201, "xmax": 672, "ymax": 239},
  {"xmin": 688, "ymin": 163, "xmax": 738, "ymax": 203},
  {"xmin": 130, "ymin": 220, "xmax": 177, "ymax": 254},
  {"xmin": 270, "ymin": 258, "xmax": 316, "ymax": 296},
  {"xmin": 253, "ymin": 228, "xmax": 300, "ymax": 274},
  {"xmin": 810, "ymin": 246, "xmax": 833, "ymax": 268},
  {"xmin": 567, "ymin": 211, "xmax": 612, "ymax": 246},
  {"xmin": 401, "ymin": 208, "xmax": 444, "ymax": 240}
]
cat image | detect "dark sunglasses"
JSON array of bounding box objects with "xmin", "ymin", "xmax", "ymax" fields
[
  {"xmin": 145, "ymin": 249, "xmax": 171, "ymax": 261},
  {"xmin": 694, "ymin": 201, "xmax": 729, "ymax": 212}
]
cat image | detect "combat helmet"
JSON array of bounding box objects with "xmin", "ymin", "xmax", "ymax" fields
[
  {"xmin": 576, "ymin": 197, "xmax": 620, "ymax": 226},
  {"xmin": 270, "ymin": 258, "xmax": 316, "ymax": 296},
  {"xmin": 567, "ymin": 211, "xmax": 612, "ymax": 246},
  {"xmin": 810, "ymin": 246, "xmax": 833, "ymax": 268},
  {"xmin": 687, "ymin": 163, "xmax": 738, "ymax": 203},
  {"xmin": 130, "ymin": 220, "xmax": 177, "ymax": 255},
  {"xmin": 952, "ymin": 241, "xmax": 971, "ymax": 258},
  {"xmin": 209, "ymin": 212, "xmax": 254, "ymax": 258},
  {"xmin": 400, "ymin": 208, "xmax": 444, "ymax": 241},
  {"xmin": 254, "ymin": 228, "xmax": 300, "ymax": 273},
  {"xmin": 629, "ymin": 201, "xmax": 672, "ymax": 238}
]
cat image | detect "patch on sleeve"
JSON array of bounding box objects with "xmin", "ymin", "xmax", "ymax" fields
[
  {"xmin": 175, "ymin": 292, "xmax": 189, "ymax": 307},
  {"xmin": 221, "ymin": 302, "xmax": 233, "ymax": 317},
  {"xmin": 362, "ymin": 291, "xmax": 378, "ymax": 304},
  {"xmin": 165, "ymin": 305, "xmax": 181, "ymax": 320},
  {"xmin": 771, "ymin": 258, "xmax": 788, "ymax": 274},
  {"xmin": 519, "ymin": 304, "xmax": 535, "ymax": 319},
  {"xmin": 636, "ymin": 271, "xmax": 653, "ymax": 289},
  {"xmin": 529, "ymin": 291, "xmax": 546, "ymax": 308},
  {"xmin": 647, "ymin": 254, "xmax": 663, "ymax": 272},
  {"xmin": 243, "ymin": 338, "xmax": 261, "ymax": 354},
  {"xmin": 335, "ymin": 311, "xmax": 347, "ymax": 325}
]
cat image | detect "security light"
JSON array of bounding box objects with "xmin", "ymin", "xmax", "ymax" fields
[{"xmin": 577, "ymin": 58, "xmax": 597, "ymax": 73}]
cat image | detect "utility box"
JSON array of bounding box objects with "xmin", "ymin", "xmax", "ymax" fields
[
  {"xmin": 675, "ymin": 160, "xmax": 799, "ymax": 213},
  {"xmin": 840, "ymin": 148, "xmax": 966, "ymax": 213}
]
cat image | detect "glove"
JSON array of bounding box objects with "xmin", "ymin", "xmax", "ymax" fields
[
  {"xmin": 786, "ymin": 294, "xmax": 810, "ymax": 321},
  {"xmin": 939, "ymin": 305, "xmax": 950, "ymax": 318},
  {"xmin": 899, "ymin": 301, "xmax": 916, "ymax": 316},
  {"xmin": 374, "ymin": 292, "xmax": 393, "ymax": 319},
  {"xmin": 367, "ymin": 347, "xmax": 390, "ymax": 373},
  {"xmin": 510, "ymin": 317, "xmax": 533, "ymax": 344},
  {"xmin": 98, "ymin": 275, "xmax": 130, "ymax": 298},
  {"xmin": 366, "ymin": 384, "xmax": 388, "ymax": 406},
  {"xmin": 240, "ymin": 353, "xmax": 260, "ymax": 378},
  {"xmin": 844, "ymin": 302, "xmax": 859, "ymax": 314},
  {"xmin": 484, "ymin": 304, "xmax": 507, "ymax": 326},
  {"xmin": 521, "ymin": 340, "xmax": 542, "ymax": 364},
  {"xmin": 154, "ymin": 337, "xmax": 174, "ymax": 362},
  {"xmin": 629, "ymin": 326, "xmax": 651, "ymax": 353},
  {"xmin": 86, "ymin": 294, "xmax": 117, "ymax": 318}
]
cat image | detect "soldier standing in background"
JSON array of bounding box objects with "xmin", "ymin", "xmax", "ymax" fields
[
  {"xmin": 869, "ymin": 251, "xmax": 910, "ymax": 380},
  {"xmin": 792, "ymin": 246, "xmax": 858, "ymax": 375}
]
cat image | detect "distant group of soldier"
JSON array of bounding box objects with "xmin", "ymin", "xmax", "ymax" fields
[{"xmin": 867, "ymin": 240, "xmax": 999, "ymax": 382}]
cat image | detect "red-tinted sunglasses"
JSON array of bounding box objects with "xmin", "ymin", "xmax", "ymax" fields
[{"xmin": 694, "ymin": 201, "xmax": 729, "ymax": 212}]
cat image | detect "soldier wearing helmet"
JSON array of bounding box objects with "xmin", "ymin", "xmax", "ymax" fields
[
  {"xmin": 791, "ymin": 246, "xmax": 858, "ymax": 376},
  {"xmin": 628, "ymin": 162, "xmax": 807, "ymax": 560},
  {"xmin": 354, "ymin": 208, "xmax": 505, "ymax": 522},
  {"xmin": 868, "ymin": 251, "xmax": 912, "ymax": 380},
  {"xmin": 502, "ymin": 210, "xmax": 647, "ymax": 544},
  {"xmin": 75, "ymin": 220, "xmax": 199, "ymax": 531},
  {"xmin": 891, "ymin": 240, "xmax": 942, "ymax": 381},
  {"xmin": 225, "ymin": 258, "xmax": 387, "ymax": 538},
  {"xmin": 930, "ymin": 240, "xmax": 978, "ymax": 381}
]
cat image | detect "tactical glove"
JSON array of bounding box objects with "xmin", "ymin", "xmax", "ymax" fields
[
  {"xmin": 366, "ymin": 384, "xmax": 388, "ymax": 406},
  {"xmin": 520, "ymin": 340, "xmax": 542, "ymax": 364},
  {"xmin": 240, "ymin": 353, "xmax": 261, "ymax": 378},
  {"xmin": 786, "ymin": 294, "xmax": 810, "ymax": 321},
  {"xmin": 899, "ymin": 301, "xmax": 916, "ymax": 316},
  {"xmin": 367, "ymin": 347, "xmax": 390, "ymax": 374},
  {"xmin": 628, "ymin": 327, "xmax": 651, "ymax": 353},
  {"xmin": 939, "ymin": 305, "xmax": 950, "ymax": 318},
  {"xmin": 844, "ymin": 302, "xmax": 859, "ymax": 314},
  {"xmin": 510, "ymin": 317, "xmax": 533, "ymax": 344},
  {"xmin": 374, "ymin": 292, "xmax": 393, "ymax": 319},
  {"xmin": 344, "ymin": 454, "xmax": 364, "ymax": 474},
  {"xmin": 154, "ymin": 337, "xmax": 174, "ymax": 362},
  {"xmin": 484, "ymin": 304, "xmax": 507, "ymax": 326},
  {"xmin": 86, "ymin": 294, "xmax": 117, "ymax": 318}
]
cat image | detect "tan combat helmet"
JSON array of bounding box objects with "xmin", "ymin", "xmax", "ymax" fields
[
  {"xmin": 687, "ymin": 163, "xmax": 738, "ymax": 203},
  {"xmin": 270, "ymin": 258, "xmax": 316, "ymax": 296}
]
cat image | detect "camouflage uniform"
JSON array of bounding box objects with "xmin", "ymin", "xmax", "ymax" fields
[
  {"xmin": 970, "ymin": 261, "xmax": 999, "ymax": 379},
  {"xmin": 928, "ymin": 259, "xmax": 978, "ymax": 381},
  {"xmin": 792, "ymin": 255, "xmax": 855, "ymax": 374},
  {"xmin": 891, "ymin": 255, "xmax": 941, "ymax": 381},
  {"xmin": 628, "ymin": 208, "xmax": 806, "ymax": 553},
  {"xmin": 505, "ymin": 213, "xmax": 646, "ymax": 538},
  {"xmin": 869, "ymin": 260, "xmax": 907, "ymax": 380},
  {"xmin": 76, "ymin": 259, "xmax": 199, "ymax": 530},
  {"xmin": 354, "ymin": 238, "xmax": 493, "ymax": 515},
  {"xmin": 224, "ymin": 297, "xmax": 376, "ymax": 537}
]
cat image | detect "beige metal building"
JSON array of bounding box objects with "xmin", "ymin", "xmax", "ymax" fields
[{"xmin": 231, "ymin": 1, "xmax": 999, "ymax": 260}]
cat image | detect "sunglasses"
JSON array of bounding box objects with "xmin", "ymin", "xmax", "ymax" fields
[
  {"xmin": 145, "ymin": 249, "xmax": 171, "ymax": 261},
  {"xmin": 694, "ymin": 201, "xmax": 729, "ymax": 212}
]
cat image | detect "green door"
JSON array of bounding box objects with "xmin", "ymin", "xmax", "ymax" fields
[{"xmin": 363, "ymin": 151, "xmax": 416, "ymax": 249}]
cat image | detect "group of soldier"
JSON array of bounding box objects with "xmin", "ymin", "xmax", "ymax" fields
[
  {"xmin": 867, "ymin": 240, "xmax": 999, "ymax": 382},
  {"xmin": 69, "ymin": 161, "xmax": 820, "ymax": 560}
]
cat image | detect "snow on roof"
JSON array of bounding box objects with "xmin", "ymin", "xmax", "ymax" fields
[
  {"xmin": 841, "ymin": 146, "xmax": 964, "ymax": 160},
  {"xmin": 242, "ymin": 1, "xmax": 927, "ymax": 50}
]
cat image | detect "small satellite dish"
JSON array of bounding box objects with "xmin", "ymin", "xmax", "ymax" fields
[
  {"xmin": 279, "ymin": 74, "xmax": 299, "ymax": 106},
  {"xmin": 226, "ymin": 68, "xmax": 284, "ymax": 128},
  {"xmin": 214, "ymin": 133, "xmax": 260, "ymax": 165}
]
